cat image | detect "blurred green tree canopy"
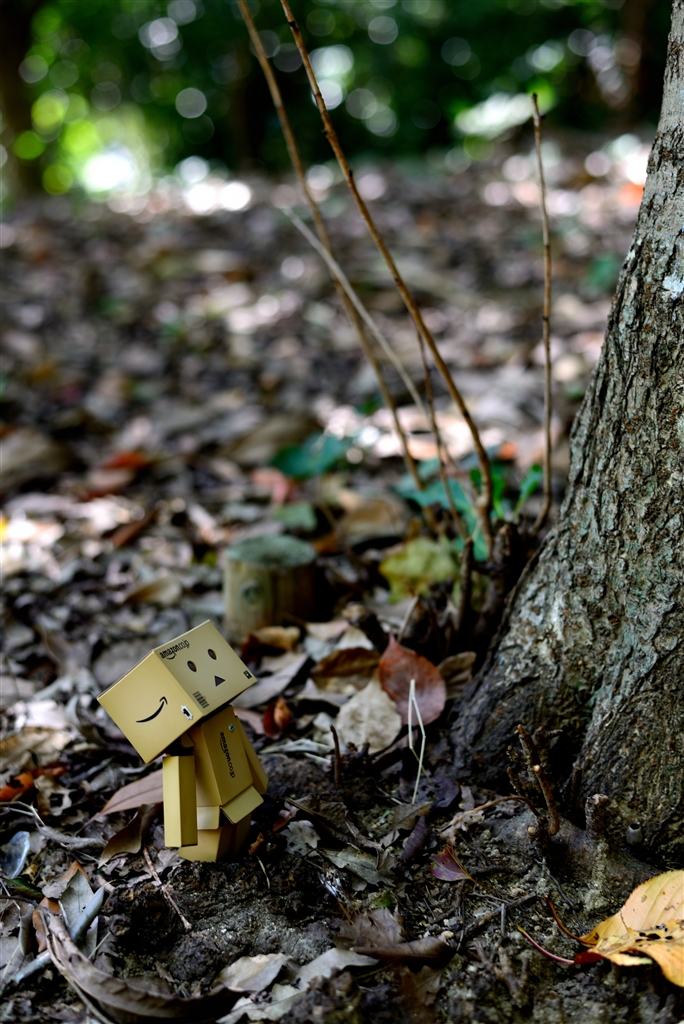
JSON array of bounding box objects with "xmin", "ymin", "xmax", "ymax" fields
[{"xmin": 0, "ymin": 0, "xmax": 669, "ymax": 199}]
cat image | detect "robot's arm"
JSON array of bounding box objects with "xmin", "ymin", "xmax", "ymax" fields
[
  {"xmin": 235, "ymin": 717, "xmax": 268, "ymax": 795},
  {"xmin": 162, "ymin": 749, "xmax": 197, "ymax": 848}
]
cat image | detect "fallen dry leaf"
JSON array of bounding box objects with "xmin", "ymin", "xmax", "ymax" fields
[
  {"xmin": 232, "ymin": 653, "xmax": 309, "ymax": 709},
  {"xmin": 396, "ymin": 965, "xmax": 443, "ymax": 1023},
  {"xmin": 334, "ymin": 677, "xmax": 402, "ymax": 754},
  {"xmin": 437, "ymin": 651, "xmax": 476, "ymax": 700},
  {"xmin": 124, "ymin": 573, "xmax": 182, "ymax": 607},
  {"xmin": 338, "ymin": 908, "xmax": 453, "ymax": 968},
  {"xmin": 60, "ymin": 865, "xmax": 98, "ymax": 957},
  {"xmin": 0, "ymin": 727, "xmax": 73, "ymax": 775},
  {"xmin": 319, "ymin": 847, "xmax": 388, "ymax": 886},
  {"xmin": 430, "ymin": 846, "xmax": 474, "ymax": 882},
  {"xmin": 311, "ymin": 647, "xmax": 380, "ymax": 691},
  {"xmin": 234, "ymin": 707, "xmax": 267, "ymax": 735},
  {"xmin": 295, "ymin": 947, "xmax": 377, "ymax": 986},
  {"xmin": 337, "ymin": 495, "xmax": 407, "ymax": 545},
  {"xmin": 34, "ymin": 773, "xmax": 72, "ymax": 817},
  {"xmin": 216, "ymin": 952, "xmax": 290, "ymax": 993},
  {"xmin": 0, "ymin": 902, "xmax": 31, "ymax": 991},
  {"xmin": 338, "ymin": 907, "xmax": 403, "ymax": 948},
  {"xmin": 45, "ymin": 914, "xmax": 239, "ymax": 1024},
  {"xmin": 99, "ymin": 804, "xmax": 161, "ymax": 867},
  {"xmin": 243, "ymin": 626, "xmax": 301, "ymax": 656},
  {"xmin": 379, "ymin": 535, "xmax": 458, "ymax": 602},
  {"xmin": 34, "ymin": 861, "xmax": 91, "ymax": 953},
  {"xmin": 99, "ymin": 770, "xmax": 164, "ymax": 816},
  {"xmin": 577, "ymin": 869, "xmax": 684, "ymax": 985},
  {"xmin": 263, "ymin": 697, "xmax": 292, "ymax": 738},
  {"xmin": 401, "ymin": 814, "xmax": 429, "ymax": 863},
  {"xmin": 379, "ymin": 635, "xmax": 446, "ymax": 726},
  {"xmin": 0, "ymin": 765, "xmax": 66, "ymax": 803}
]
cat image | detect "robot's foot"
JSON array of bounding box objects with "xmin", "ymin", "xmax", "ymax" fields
[{"xmin": 179, "ymin": 817, "xmax": 250, "ymax": 862}]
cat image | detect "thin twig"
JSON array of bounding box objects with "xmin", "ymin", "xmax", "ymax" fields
[
  {"xmin": 407, "ymin": 678, "xmax": 426, "ymax": 804},
  {"xmin": 532, "ymin": 764, "xmax": 560, "ymax": 836},
  {"xmin": 530, "ymin": 94, "xmax": 552, "ymax": 536},
  {"xmin": 256, "ymin": 856, "xmax": 271, "ymax": 890},
  {"xmin": 330, "ymin": 725, "xmax": 343, "ymax": 790},
  {"xmin": 143, "ymin": 847, "xmax": 192, "ymax": 932},
  {"xmin": 237, "ymin": 0, "xmax": 426, "ymax": 506},
  {"xmin": 397, "ymin": 594, "xmax": 419, "ymax": 643},
  {"xmin": 280, "ymin": 0, "xmax": 493, "ymax": 558},
  {"xmin": 415, "ymin": 327, "xmax": 466, "ymax": 539},
  {"xmin": 517, "ymin": 926, "xmax": 575, "ymax": 965},
  {"xmin": 9, "ymin": 803, "xmax": 103, "ymax": 849},
  {"xmin": 516, "ymin": 724, "xmax": 559, "ymax": 836},
  {"xmin": 283, "ymin": 208, "xmax": 424, "ymax": 412},
  {"xmin": 284, "ymin": 209, "xmax": 440, "ymax": 533},
  {"xmin": 457, "ymin": 893, "xmax": 537, "ymax": 948},
  {"xmin": 454, "ymin": 537, "xmax": 473, "ymax": 634}
]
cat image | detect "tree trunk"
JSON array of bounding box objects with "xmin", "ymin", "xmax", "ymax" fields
[
  {"xmin": 452, "ymin": 0, "xmax": 684, "ymax": 862},
  {"xmin": 0, "ymin": 0, "xmax": 45, "ymax": 192}
]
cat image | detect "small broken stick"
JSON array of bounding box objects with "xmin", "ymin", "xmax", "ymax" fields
[{"xmin": 143, "ymin": 847, "xmax": 191, "ymax": 933}]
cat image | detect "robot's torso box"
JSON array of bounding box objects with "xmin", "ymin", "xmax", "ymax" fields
[{"xmin": 98, "ymin": 621, "xmax": 257, "ymax": 763}]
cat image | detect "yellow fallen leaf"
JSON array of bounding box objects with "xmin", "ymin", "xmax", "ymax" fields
[{"xmin": 578, "ymin": 870, "xmax": 684, "ymax": 986}]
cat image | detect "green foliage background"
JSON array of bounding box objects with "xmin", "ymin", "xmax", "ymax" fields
[{"xmin": 0, "ymin": 0, "xmax": 670, "ymax": 198}]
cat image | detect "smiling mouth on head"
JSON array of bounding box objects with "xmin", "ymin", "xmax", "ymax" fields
[{"xmin": 136, "ymin": 696, "xmax": 168, "ymax": 723}]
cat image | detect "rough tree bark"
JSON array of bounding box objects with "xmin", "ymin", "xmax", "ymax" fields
[{"xmin": 453, "ymin": 0, "xmax": 684, "ymax": 862}]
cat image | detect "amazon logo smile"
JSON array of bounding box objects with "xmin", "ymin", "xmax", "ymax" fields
[{"xmin": 136, "ymin": 696, "xmax": 168, "ymax": 723}]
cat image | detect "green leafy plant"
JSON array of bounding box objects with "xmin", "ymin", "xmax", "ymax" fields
[
  {"xmin": 271, "ymin": 432, "xmax": 349, "ymax": 481},
  {"xmin": 395, "ymin": 458, "xmax": 543, "ymax": 561}
]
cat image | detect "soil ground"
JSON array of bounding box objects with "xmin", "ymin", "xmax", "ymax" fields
[{"xmin": 1, "ymin": 132, "xmax": 682, "ymax": 1022}]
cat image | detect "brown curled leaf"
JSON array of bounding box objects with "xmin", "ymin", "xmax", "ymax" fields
[
  {"xmin": 99, "ymin": 804, "xmax": 161, "ymax": 867},
  {"xmin": 99, "ymin": 771, "xmax": 163, "ymax": 816},
  {"xmin": 45, "ymin": 914, "xmax": 239, "ymax": 1023},
  {"xmin": 351, "ymin": 937, "xmax": 454, "ymax": 968}
]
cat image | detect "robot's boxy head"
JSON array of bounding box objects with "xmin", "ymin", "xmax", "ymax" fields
[{"xmin": 97, "ymin": 621, "xmax": 256, "ymax": 763}]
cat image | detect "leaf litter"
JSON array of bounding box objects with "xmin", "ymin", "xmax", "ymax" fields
[{"xmin": 1, "ymin": 131, "xmax": 680, "ymax": 1023}]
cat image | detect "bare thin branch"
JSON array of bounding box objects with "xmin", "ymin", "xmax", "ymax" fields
[
  {"xmin": 238, "ymin": 0, "xmax": 426, "ymax": 504},
  {"xmin": 516, "ymin": 724, "xmax": 559, "ymax": 836},
  {"xmin": 454, "ymin": 537, "xmax": 473, "ymax": 634},
  {"xmin": 143, "ymin": 846, "xmax": 192, "ymax": 931},
  {"xmin": 279, "ymin": 0, "xmax": 493, "ymax": 558},
  {"xmin": 415, "ymin": 326, "xmax": 466, "ymax": 539},
  {"xmin": 530, "ymin": 94, "xmax": 553, "ymax": 536},
  {"xmin": 283, "ymin": 209, "xmax": 424, "ymax": 412}
]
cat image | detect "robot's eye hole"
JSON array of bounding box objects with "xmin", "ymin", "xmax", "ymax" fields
[
  {"xmin": 187, "ymin": 661, "xmax": 197, "ymax": 672},
  {"xmin": 181, "ymin": 706, "xmax": 193, "ymax": 720},
  {"xmin": 207, "ymin": 649, "xmax": 217, "ymax": 660}
]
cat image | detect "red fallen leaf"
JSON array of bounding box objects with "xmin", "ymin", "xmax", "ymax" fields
[
  {"xmin": 430, "ymin": 846, "xmax": 474, "ymax": 882},
  {"xmin": 110, "ymin": 508, "xmax": 156, "ymax": 548},
  {"xmin": 100, "ymin": 450, "xmax": 152, "ymax": 470},
  {"xmin": 263, "ymin": 697, "xmax": 292, "ymax": 738},
  {"xmin": 250, "ymin": 466, "xmax": 293, "ymax": 505},
  {"xmin": 378, "ymin": 635, "xmax": 446, "ymax": 726},
  {"xmin": 272, "ymin": 807, "xmax": 298, "ymax": 832},
  {"xmin": 0, "ymin": 765, "xmax": 66, "ymax": 802}
]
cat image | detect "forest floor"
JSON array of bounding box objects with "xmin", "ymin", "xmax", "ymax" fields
[{"xmin": 2, "ymin": 129, "xmax": 682, "ymax": 1023}]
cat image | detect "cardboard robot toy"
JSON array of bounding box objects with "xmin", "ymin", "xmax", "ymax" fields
[{"xmin": 98, "ymin": 620, "xmax": 268, "ymax": 862}]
